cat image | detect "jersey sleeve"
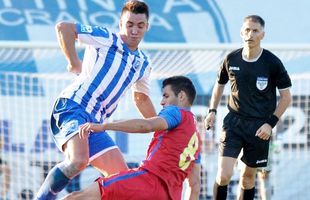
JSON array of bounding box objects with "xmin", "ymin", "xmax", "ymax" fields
[
  {"xmin": 217, "ymin": 57, "xmax": 229, "ymax": 85},
  {"xmin": 131, "ymin": 61, "xmax": 152, "ymax": 96},
  {"xmin": 75, "ymin": 23, "xmax": 111, "ymax": 46},
  {"xmin": 158, "ymin": 105, "xmax": 182, "ymax": 130},
  {"xmin": 273, "ymin": 58, "xmax": 292, "ymax": 90}
]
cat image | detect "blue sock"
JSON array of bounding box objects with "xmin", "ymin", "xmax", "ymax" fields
[{"xmin": 36, "ymin": 165, "xmax": 71, "ymax": 200}]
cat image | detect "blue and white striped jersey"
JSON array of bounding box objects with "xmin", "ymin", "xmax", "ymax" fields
[{"xmin": 59, "ymin": 23, "xmax": 152, "ymax": 122}]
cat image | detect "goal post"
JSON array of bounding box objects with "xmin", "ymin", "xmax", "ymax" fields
[{"xmin": 0, "ymin": 41, "xmax": 310, "ymax": 199}]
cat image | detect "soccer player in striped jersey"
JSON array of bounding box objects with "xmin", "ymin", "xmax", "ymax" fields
[
  {"xmin": 35, "ymin": 1, "xmax": 156, "ymax": 199},
  {"xmin": 61, "ymin": 75, "xmax": 201, "ymax": 200}
]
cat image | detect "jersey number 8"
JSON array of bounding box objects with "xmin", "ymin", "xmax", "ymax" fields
[{"xmin": 179, "ymin": 133, "xmax": 199, "ymax": 171}]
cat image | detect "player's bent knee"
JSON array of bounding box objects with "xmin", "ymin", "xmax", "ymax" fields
[
  {"xmin": 61, "ymin": 158, "xmax": 89, "ymax": 178},
  {"xmin": 70, "ymin": 158, "xmax": 89, "ymax": 172}
]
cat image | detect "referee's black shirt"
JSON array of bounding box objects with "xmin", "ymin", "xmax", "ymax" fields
[{"xmin": 217, "ymin": 48, "xmax": 292, "ymax": 119}]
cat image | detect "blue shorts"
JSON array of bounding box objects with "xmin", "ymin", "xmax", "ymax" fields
[{"xmin": 50, "ymin": 98, "xmax": 117, "ymax": 161}]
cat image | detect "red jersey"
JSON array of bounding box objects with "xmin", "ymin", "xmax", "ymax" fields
[{"xmin": 141, "ymin": 107, "xmax": 201, "ymax": 200}]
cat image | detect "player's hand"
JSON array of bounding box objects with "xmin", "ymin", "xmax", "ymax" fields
[
  {"xmin": 79, "ymin": 122, "xmax": 103, "ymax": 139},
  {"xmin": 255, "ymin": 123, "xmax": 272, "ymax": 140},
  {"xmin": 204, "ymin": 112, "xmax": 216, "ymax": 130}
]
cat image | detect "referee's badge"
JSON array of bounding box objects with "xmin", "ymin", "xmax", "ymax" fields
[{"xmin": 256, "ymin": 77, "xmax": 268, "ymax": 90}]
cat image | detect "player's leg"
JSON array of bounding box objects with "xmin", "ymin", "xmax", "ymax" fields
[
  {"xmin": 35, "ymin": 134, "xmax": 89, "ymax": 200},
  {"xmin": 213, "ymin": 156, "xmax": 237, "ymax": 200},
  {"xmin": 258, "ymin": 140, "xmax": 273, "ymax": 200},
  {"xmin": 214, "ymin": 112, "xmax": 242, "ymax": 200},
  {"xmin": 237, "ymin": 164, "xmax": 257, "ymax": 200},
  {"xmin": 88, "ymin": 169, "xmax": 170, "ymax": 200},
  {"xmin": 61, "ymin": 182, "xmax": 101, "ymax": 200},
  {"xmin": 91, "ymin": 148, "xmax": 128, "ymax": 176},
  {"xmin": 257, "ymin": 170, "xmax": 271, "ymax": 200},
  {"xmin": 36, "ymin": 98, "xmax": 91, "ymax": 200},
  {"xmin": 237, "ymin": 119, "xmax": 269, "ymax": 200},
  {"xmin": 87, "ymin": 132, "xmax": 128, "ymax": 176},
  {"xmin": 0, "ymin": 158, "xmax": 11, "ymax": 198}
]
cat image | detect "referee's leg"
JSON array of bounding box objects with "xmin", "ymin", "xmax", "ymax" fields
[{"xmin": 213, "ymin": 156, "xmax": 237, "ymax": 200}]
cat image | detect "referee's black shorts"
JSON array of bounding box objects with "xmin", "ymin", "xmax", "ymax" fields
[{"xmin": 219, "ymin": 112, "xmax": 270, "ymax": 168}]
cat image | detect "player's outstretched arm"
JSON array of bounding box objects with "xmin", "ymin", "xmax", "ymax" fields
[
  {"xmin": 79, "ymin": 117, "xmax": 168, "ymax": 139},
  {"xmin": 133, "ymin": 92, "xmax": 157, "ymax": 118},
  {"xmin": 55, "ymin": 22, "xmax": 82, "ymax": 74}
]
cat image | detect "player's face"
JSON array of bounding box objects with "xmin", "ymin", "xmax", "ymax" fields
[
  {"xmin": 119, "ymin": 11, "xmax": 149, "ymax": 51},
  {"xmin": 240, "ymin": 19, "xmax": 265, "ymax": 48},
  {"xmin": 160, "ymin": 85, "xmax": 179, "ymax": 107}
]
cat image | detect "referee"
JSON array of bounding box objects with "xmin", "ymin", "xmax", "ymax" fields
[{"xmin": 205, "ymin": 15, "xmax": 292, "ymax": 200}]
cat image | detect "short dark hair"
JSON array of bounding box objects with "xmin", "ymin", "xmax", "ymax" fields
[
  {"xmin": 162, "ymin": 76, "xmax": 196, "ymax": 105},
  {"xmin": 121, "ymin": 0, "xmax": 149, "ymax": 20},
  {"xmin": 244, "ymin": 15, "xmax": 265, "ymax": 28}
]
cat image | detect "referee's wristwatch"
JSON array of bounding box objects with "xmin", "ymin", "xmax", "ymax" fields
[{"xmin": 208, "ymin": 108, "xmax": 217, "ymax": 114}]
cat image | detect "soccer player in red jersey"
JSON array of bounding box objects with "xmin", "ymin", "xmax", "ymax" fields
[{"xmin": 62, "ymin": 75, "xmax": 201, "ymax": 200}]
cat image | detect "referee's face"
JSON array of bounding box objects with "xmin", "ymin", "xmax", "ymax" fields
[
  {"xmin": 119, "ymin": 10, "xmax": 149, "ymax": 51},
  {"xmin": 240, "ymin": 20, "xmax": 265, "ymax": 48}
]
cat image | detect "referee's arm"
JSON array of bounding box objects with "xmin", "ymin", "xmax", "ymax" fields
[
  {"xmin": 204, "ymin": 83, "xmax": 225, "ymax": 129},
  {"xmin": 256, "ymin": 88, "xmax": 292, "ymax": 140},
  {"xmin": 273, "ymin": 88, "xmax": 292, "ymax": 119},
  {"xmin": 209, "ymin": 82, "xmax": 225, "ymax": 111}
]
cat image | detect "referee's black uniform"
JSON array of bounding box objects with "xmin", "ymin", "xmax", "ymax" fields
[{"xmin": 217, "ymin": 48, "xmax": 292, "ymax": 167}]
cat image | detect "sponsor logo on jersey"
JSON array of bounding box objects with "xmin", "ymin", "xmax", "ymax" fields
[
  {"xmin": 116, "ymin": 49, "xmax": 124, "ymax": 55},
  {"xmin": 256, "ymin": 77, "xmax": 268, "ymax": 90},
  {"xmin": 229, "ymin": 66, "xmax": 240, "ymax": 71},
  {"xmin": 256, "ymin": 159, "xmax": 267, "ymax": 164},
  {"xmin": 133, "ymin": 60, "xmax": 141, "ymax": 70},
  {"xmin": 80, "ymin": 25, "xmax": 93, "ymax": 33}
]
